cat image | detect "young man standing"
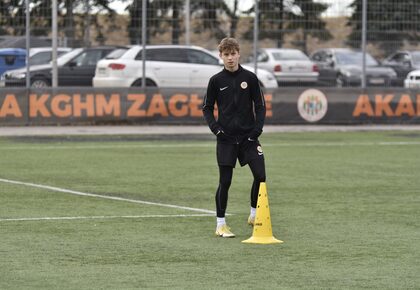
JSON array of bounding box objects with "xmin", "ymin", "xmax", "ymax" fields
[{"xmin": 203, "ymin": 37, "xmax": 267, "ymax": 238}]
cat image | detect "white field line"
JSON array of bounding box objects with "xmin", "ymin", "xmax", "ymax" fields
[
  {"xmin": 0, "ymin": 144, "xmax": 213, "ymax": 150},
  {"xmin": 0, "ymin": 214, "xmax": 214, "ymax": 222},
  {"xmin": 0, "ymin": 178, "xmax": 215, "ymax": 215},
  {"xmin": 0, "ymin": 141, "xmax": 420, "ymax": 151}
]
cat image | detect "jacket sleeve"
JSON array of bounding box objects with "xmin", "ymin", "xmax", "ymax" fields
[
  {"xmin": 251, "ymin": 74, "xmax": 266, "ymax": 137},
  {"xmin": 202, "ymin": 77, "xmax": 220, "ymax": 135}
]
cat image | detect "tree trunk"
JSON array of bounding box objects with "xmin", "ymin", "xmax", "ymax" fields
[
  {"xmin": 64, "ymin": 0, "xmax": 74, "ymax": 47},
  {"xmin": 230, "ymin": 0, "xmax": 238, "ymax": 37},
  {"xmin": 302, "ymin": 30, "xmax": 308, "ymax": 54},
  {"xmin": 172, "ymin": 2, "xmax": 180, "ymax": 44},
  {"xmin": 84, "ymin": 1, "xmax": 91, "ymax": 47},
  {"xmin": 277, "ymin": 4, "xmax": 284, "ymax": 48}
]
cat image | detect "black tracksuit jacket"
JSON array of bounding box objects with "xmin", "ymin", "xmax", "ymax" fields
[{"xmin": 202, "ymin": 65, "xmax": 266, "ymax": 144}]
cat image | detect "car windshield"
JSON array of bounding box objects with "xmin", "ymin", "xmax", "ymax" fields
[
  {"xmin": 29, "ymin": 50, "xmax": 69, "ymax": 66},
  {"xmin": 56, "ymin": 48, "xmax": 83, "ymax": 66},
  {"xmin": 335, "ymin": 51, "xmax": 378, "ymax": 66},
  {"xmin": 271, "ymin": 50, "xmax": 308, "ymax": 61},
  {"xmin": 411, "ymin": 52, "xmax": 420, "ymax": 65}
]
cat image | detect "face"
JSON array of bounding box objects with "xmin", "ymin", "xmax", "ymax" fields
[{"xmin": 220, "ymin": 49, "xmax": 240, "ymax": 72}]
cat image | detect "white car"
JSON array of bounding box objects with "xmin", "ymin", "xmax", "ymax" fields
[
  {"xmin": 93, "ymin": 45, "xmax": 278, "ymax": 88},
  {"xmin": 245, "ymin": 48, "xmax": 319, "ymax": 84},
  {"xmin": 404, "ymin": 70, "xmax": 420, "ymax": 88}
]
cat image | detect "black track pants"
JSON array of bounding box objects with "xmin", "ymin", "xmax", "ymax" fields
[
  {"xmin": 215, "ymin": 157, "xmax": 266, "ymax": 218},
  {"xmin": 248, "ymin": 157, "xmax": 266, "ymax": 208}
]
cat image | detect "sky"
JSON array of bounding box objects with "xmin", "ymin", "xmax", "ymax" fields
[
  {"xmin": 315, "ymin": 0, "xmax": 354, "ymax": 17},
  {"xmin": 109, "ymin": 0, "xmax": 354, "ymax": 17}
]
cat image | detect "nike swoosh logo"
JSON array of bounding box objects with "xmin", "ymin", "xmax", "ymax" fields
[
  {"xmin": 258, "ymin": 152, "xmax": 264, "ymax": 156},
  {"xmin": 219, "ymin": 86, "xmax": 228, "ymax": 91}
]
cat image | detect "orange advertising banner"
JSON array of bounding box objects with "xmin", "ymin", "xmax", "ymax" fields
[{"xmin": 0, "ymin": 87, "xmax": 419, "ymax": 125}]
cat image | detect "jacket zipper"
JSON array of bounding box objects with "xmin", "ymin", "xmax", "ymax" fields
[{"xmin": 232, "ymin": 77, "xmax": 239, "ymax": 144}]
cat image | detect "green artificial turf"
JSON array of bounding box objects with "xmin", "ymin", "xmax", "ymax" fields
[{"xmin": 0, "ymin": 131, "xmax": 419, "ymax": 289}]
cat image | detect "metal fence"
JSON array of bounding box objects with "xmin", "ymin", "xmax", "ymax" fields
[{"xmin": 1, "ymin": 0, "xmax": 420, "ymax": 88}]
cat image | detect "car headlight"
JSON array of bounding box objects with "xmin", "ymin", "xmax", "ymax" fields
[
  {"xmin": 259, "ymin": 71, "xmax": 275, "ymax": 81},
  {"xmin": 388, "ymin": 70, "xmax": 397, "ymax": 77},
  {"xmin": 265, "ymin": 73, "xmax": 275, "ymax": 81},
  {"xmin": 10, "ymin": 72, "xmax": 26, "ymax": 79},
  {"xmin": 342, "ymin": 70, "xmax": 355, "ymax": 78}
]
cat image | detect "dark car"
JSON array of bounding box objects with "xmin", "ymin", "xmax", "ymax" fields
[
  {"xmin": 1, "ymin": 46, "xmax": 127, "ymax": 87},
  {"xmin": 381, "ymin": 50, "xmax": 420, "ymax": 86},
  {"xmin": 28, "ymin": 47, "xmax": 72, "ymax": 66},
  {"xmin": 310, "ymin": 48, "xmax": 397, "ymax": 87}
]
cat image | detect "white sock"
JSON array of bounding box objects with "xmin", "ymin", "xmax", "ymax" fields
[
  {"xmin": 250, "ymin": 207, "xmax": 256, "ymax": 218},
  {"xmin": 216, "ymin": 217, "xmax": 226, "ymax": 228}
]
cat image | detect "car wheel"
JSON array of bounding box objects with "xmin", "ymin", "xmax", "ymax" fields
[
  {"xmin": 336, "ymin": 75, "xmax": 346, "ymax": 87},
  {"xmin": 31, "ymin": 78, "xmax": 50, "ymax": 88},
  {"xmin": 131, "ymin": 78, "xmax": 157, "ymax": 87}
]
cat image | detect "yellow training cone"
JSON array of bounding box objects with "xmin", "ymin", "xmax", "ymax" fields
[{"xmin": 242, "ymin": 182, "xmax": 283, "ymax": 244}]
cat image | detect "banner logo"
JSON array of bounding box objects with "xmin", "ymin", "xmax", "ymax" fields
[{"xmin": 297, "ymin": 89, "xmax": 328, "ymax": 122}]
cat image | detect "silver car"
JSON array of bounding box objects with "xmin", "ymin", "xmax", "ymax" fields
[{"xmin": 244, "ymin": 48, "xmax": 319, "ymax": 85}]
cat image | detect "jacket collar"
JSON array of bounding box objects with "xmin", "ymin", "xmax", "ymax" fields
[{"xmin": 223, "ymin": 64, "xmax": 243, "ymax": 76}]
